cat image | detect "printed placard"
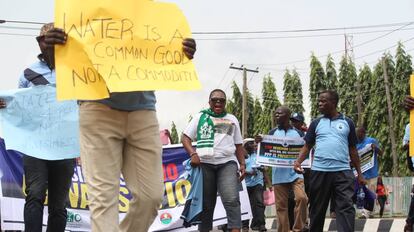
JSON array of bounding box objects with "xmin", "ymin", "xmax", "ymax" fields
[{"xmin": 256, "ymin": 135, "xmax": 311, "ymax": 168}]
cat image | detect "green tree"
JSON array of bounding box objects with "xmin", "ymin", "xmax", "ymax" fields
[
  {"xmin": 325, "ymin": 54, "xmax": 338, "ymax": 90},
  {"xmin": 252, "ymin": 97, "xmax": 263, "ymax": 136},
  {"xmin": 358, "ymin": 64, "xmax": 373, "ymax": 126},
  {"xmin": 309, "ymin": 54, "xmax": 326, "ymax": 119},
  {"xmin": 392, "ymin": 42, "xmax": 413, "ymax": 175},
  {"xmin": 247, "ymin": 91, "xmax": 256, "ymax": 137},
  {"xmin": 170, "ymin": 121, "xmax": 179, "ymax": 144},
  {"xmin": 366, "ymin": 54, "xmax": 396, "ymax": 175},
  {"xmin": 256, "ymin": 74, "xmax": 281, "ymax": 133},
  {"xmin": 226, "ymin": 81, "xmax": 243, "ymax": 125},
  {"xmin": 338, "ymin": 56, "xmax": 358, "ymax": 121},
  {"xmin": 283, "ymin": 69, "xmax": 304, "ymax": 113}
]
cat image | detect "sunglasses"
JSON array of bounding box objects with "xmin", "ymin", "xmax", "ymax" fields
[{"xmin": 210, "ymin": 98, "xmax": 226, "ymax": 103}]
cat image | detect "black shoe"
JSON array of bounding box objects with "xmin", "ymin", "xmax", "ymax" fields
[
  {"xmin": 259, "ymin": 225, "xmax": 267, "ymax": 231},
  {"xmin": 242, "ymin": 227, "xmax": 250, "ymax": 232},
  {"xmin": 301, "ymin": 224, "xmax": 310, "ymax": 232},
  {"xmin": 404, "ymin": 223, "xmax": 413, "ymax": 232}
]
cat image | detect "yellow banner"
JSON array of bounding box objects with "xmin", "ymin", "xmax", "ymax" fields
[
  {"xmin": 55, "ymin": 0, "xmax": 201, "ymax": 100},
  {"xmin": 410, "ymin": 74, "xmax": 414, "ymax": 156}
]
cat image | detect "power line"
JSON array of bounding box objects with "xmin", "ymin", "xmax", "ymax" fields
[
  {"xmin": 224, "ymin": 69, "xmax": 242, "ymax": 93},
  {"xmin": 1, "ymin": 20, "xmax": 44, "ymax": 25},
  {"xmin": 352, "ymin": 22, "xmax": 414, "ymax": 49},
  {"xmin": 0, "ymin": 25, "xmax": 40, "ymax": 31},
  {"xmin": 0, "ymin": 32, "xmax": 36, "ymax": 37},
  {"xmin": 241, "ymin": 32, "xmax": 414, "ymax": 67},
  {"xmin": 192, "ymin": 21, "xmax": 414, "ymax": 35},
  {"xmin": 355, "ymin": 35, "xmax": 414, "ymax": 60},
  {"xmin": 195, "ymin": 27, "xmax": 414, "ymax": 41},
  {"xmin": 216, "ymin": 65, "xmax": 231, "ymax": 88}
]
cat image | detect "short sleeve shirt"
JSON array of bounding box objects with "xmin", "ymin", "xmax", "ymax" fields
[
  {"xmin": 245, "ymin": 152, "xmax": 264, "ymax": 187},
  {"xmin": 18, "ymin": 60, "xmax": 55, "ymax": 88},
  {"xmin": 183, "ymin": 112, "xmax": 243, "ymax": 165},
  {"xmin": 304, "ymin": 114, "xmax": 357, "ymax": 172},
  {"xmin": 270, "ymin": 127, "xmax": 304, "ymax": 185}
]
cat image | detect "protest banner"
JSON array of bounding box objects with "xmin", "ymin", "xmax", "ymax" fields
[
  {"xmin": 0, "ymin": 85, "xmax": 79, "ymax": 160},
  {"xmin": 256, "ymin": 135, "xmax": 311, "ymax": 168},
  {"xmin": 0, "ymin": 140, "xmax": 251, "ymax": 231},
  {"xmin": 352, "ymin": 143, "xmax": 375, "ymax": 176},
  {"xmin": 54, "ymin": 0, "xmax": 201, "ymax": 100}
]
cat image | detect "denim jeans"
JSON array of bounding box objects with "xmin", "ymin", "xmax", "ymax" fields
[
  {"xmin": 23, "ymin": 155, "xmax": 75, "ymax": 232},
  {"xmin": 199, "ymin": 161, "xmax": 241, "ymax": 231}
]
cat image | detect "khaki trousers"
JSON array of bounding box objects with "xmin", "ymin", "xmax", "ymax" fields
[
  {"xmin": 274, "ymin": 178, "xmax": 308, "ymax": 232},
  {"xmin": 79, "ymin": 102, "xmax": 164, "ymax": 232}
]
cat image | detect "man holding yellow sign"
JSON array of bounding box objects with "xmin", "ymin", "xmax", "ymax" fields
[{"xmin": 45, "ymin": 1, "xmax": 198, "ymax": 232}]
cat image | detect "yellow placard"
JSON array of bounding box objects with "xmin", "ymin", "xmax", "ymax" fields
[
  {"xmin": 55, "ymin": 0, "xmax": 201, "ymax": 100},
  {"xmin": 410, "ymin": 74, "xmax": 414, "ymax": 156}
]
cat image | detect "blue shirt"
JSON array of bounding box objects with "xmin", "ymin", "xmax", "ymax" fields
[
  {"xmin": 403, "ymin": 123, "xmax": 414, "ymax": 166},
  {"xmin": 270, "ymin": 127, "xmax": 304, "ymax": 185},
  {"xmin": 304, "ymin": 114, "xmax": 357, "ymax": 172},
  {"xmin": 404, "ymin": 123, "xmax": 410, "ymax": 146},
  {"xmin": 18, "ymin": 60, "xmax": 55, "ymax": 88},
  {"xmin": 245, "ymin": 152, "xmax": 264, "ymax": 187},
  {"xmin": 357, "ymin": 136, "xmax": 380, "ymax": 179}
]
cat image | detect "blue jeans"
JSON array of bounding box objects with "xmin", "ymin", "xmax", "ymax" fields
[
  {"xmin": 199, "ymin": 161, "xmax": 241, "ymax": 231},
  {"xmin": 23, "ymin": 155, "xmax": 75, "ymax": 232}
]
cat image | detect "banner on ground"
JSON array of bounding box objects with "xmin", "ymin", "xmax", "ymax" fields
[
  {"xmin": 256, "ymin": 135, "xmax": 311, "ymax": 168},
  {"xmin": 0, "ymin": 139, "xmax": 251, "ymax": 231},
  {"xmin": 0, "ymin": 85, "xmax": 79, "ymax": 160},
  {"xmin": 55, "ymin": 0, "xmax": 201, "ymax": 100}
]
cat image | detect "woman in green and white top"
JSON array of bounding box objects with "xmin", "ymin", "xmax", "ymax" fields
[{"xmin": 182, "ymin": 89, "xmax": 246, "ymax": 232}]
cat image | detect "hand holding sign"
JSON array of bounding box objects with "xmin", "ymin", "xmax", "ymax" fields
[
  {"xmin": 293, "ymin": 160, "xmax": 305, "ymax": 174},
  {"xmin": 44, "ymin": 28, "xmax": 67, "ymax": 46}
]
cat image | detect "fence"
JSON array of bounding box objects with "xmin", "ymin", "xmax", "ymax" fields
[
  {"xmin": 264, "ymin": 176, "xmax": 414, "ymax": 218},
  {"xmin": 384, "ymin": 176, "xmax": 413, "ymax": 217}
]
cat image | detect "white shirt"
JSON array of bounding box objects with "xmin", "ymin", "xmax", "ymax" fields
[{"xmin": 183, "ymin": 112, "xmax": 243, "ymax": 165}]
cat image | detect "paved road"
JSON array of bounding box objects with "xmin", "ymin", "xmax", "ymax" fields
[{"xmin": 210, "ymin": 218, "xmax": 407, "ymax": 232}]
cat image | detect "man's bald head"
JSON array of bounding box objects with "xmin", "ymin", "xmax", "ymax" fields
[
  {"xmin": 277, "ymin": 105, "xmax": 291, "ymax": 116},
  {"xmin": 275, "ymin": 105, "xmax": 291, "ymax": 126},
  {"xmin": 356, "ymin": 127, "xmax": 366, "ymax": 141}
]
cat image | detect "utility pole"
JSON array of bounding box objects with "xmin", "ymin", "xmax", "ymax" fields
[
  {"xmin": 345, "ymin": 34, "xmax": 363, "ymax": 126},
  {"xmin": 382, "ymin": 57, "xmax": 398, "ymax": 176},
  {"xmin": 229, "ymin": 65, "xmax": 259, "ymax": 138}
]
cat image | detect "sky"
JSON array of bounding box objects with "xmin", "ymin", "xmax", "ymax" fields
[{"xmin": 1, "ymin": 0, "xmax": 414, "ymax": 135}]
